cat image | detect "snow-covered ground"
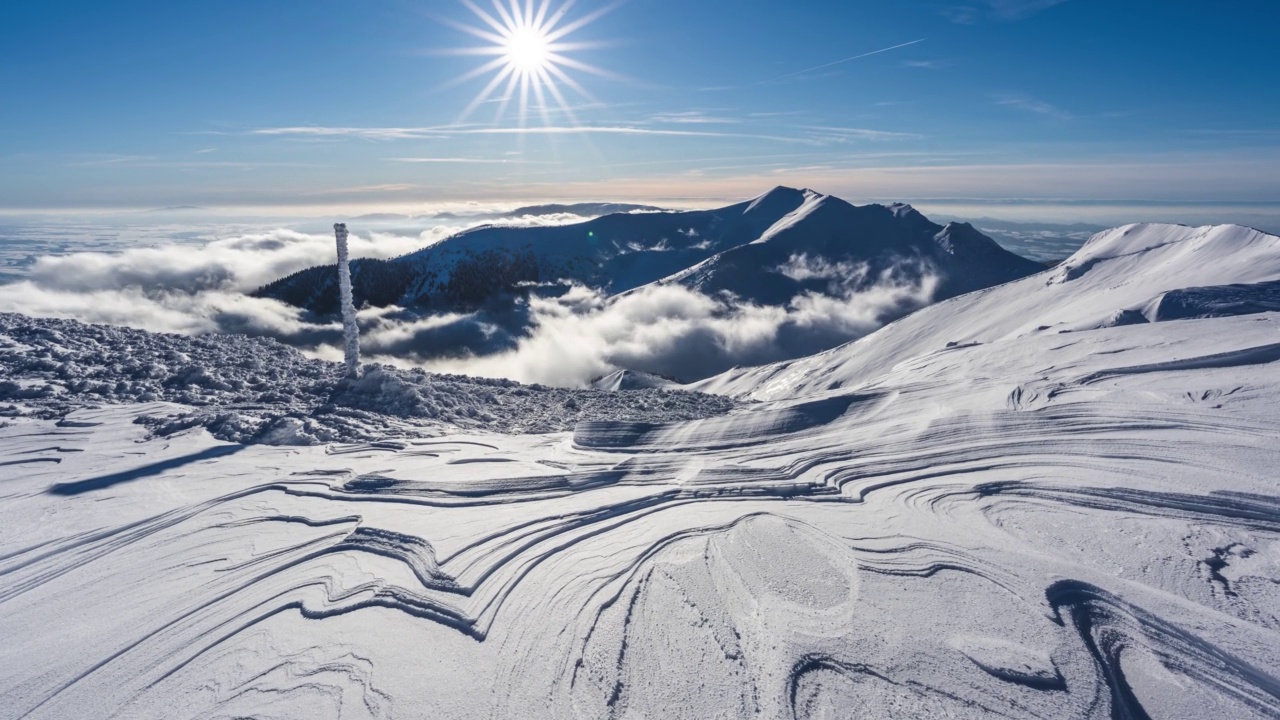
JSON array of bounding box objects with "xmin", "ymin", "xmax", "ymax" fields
[
  {"xmin": 2, "ymin": 223, "xmax": 1280, "ymax": 718},
  {"xmin": 0, "ymin": 313, "xmax": 735, "ymax": 442}
]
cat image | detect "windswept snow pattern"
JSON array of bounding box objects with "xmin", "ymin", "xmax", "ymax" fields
[{"xmin": 2, "ymin": 223, "xmax": 1280, "ymax": 719}]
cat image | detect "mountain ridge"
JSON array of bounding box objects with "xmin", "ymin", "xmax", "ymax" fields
[
  {"xmin": 256, "ymin": 187, "xmax": 1042, "ymax": 318},
  {"xmin": 695, "ymin": 221, "xmax": 1280, "ymax": 399}
]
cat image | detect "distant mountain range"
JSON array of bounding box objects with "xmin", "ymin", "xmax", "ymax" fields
[
  {"xmin": 350, "ymin": 202, "xmax": 664, "ymax": 224},
  {"xmin": 258, "ymin": 187, "xmax": 1044, "ymax": 317}
]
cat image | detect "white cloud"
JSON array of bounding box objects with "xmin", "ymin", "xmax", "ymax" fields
[
  {"xmin": 27, "ymin": 228, "xmax": 424, "ymax": 295},
  {"xmin": 2, "ymin": 219, "xmax": 939, "ymax": 388},
  {"xmin": 250, "ymin": 126, "xmax": 454, "ymax": 141},
  {"xmin": 418, "ymin": 269, "xmax": 938, "ymax": 386},
  {"xmin": 947, "ymin": 0, "xmax": 1069, "ymax": 23},
  {"xmin": 248, "ymin": 124, "xmax": 904, "ymax": 147},
  {"xmin": 0, "ymin": 282, "xmax": 326, "ymax": 339},
  {"xmin": 388, "ymin": 157, "xmax": 539, "ymax": 164},
  {"xmin": 985, "ymin": 0, "xmax": 1070, "ymax": 19},
  {"xmin": 903, "ymin": 60, "xmax": 950, "ymax": 70},
  {"xmin": 776, "ymin": 254, "xmax": 870, "ymax": 284},
  {"xmin": 800, "ymin": 126, "xmax": 924, "ymax": 142},
  {"xmin": 995, "ymin": 96, "xmax": 1071, "ymax": 120},
  {"xmin": 0, "ymin": 228, "xmax": 435, "ymax": 347},
  {"xmin": 649, "ymin": 111, "xmax": 743, "ymax": 125}
]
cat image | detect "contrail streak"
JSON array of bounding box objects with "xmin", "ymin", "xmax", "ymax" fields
[{"xmin": 762, "ymin": 38, "xmax": 927, "ymax": 84}]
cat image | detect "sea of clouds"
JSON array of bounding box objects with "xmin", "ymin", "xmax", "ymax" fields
[{"xmin": 0, "ymin": 216, "xmax": 940, "ymax": 386}]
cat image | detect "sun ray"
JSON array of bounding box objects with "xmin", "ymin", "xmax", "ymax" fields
[
  {"xmin": 545, "ymin": 40, "xmax": 610, "ymax": 51},
  {"xmin": 544, "ymin": 53, "xmax": 622, "ymax": 81},
  {"xmin": 437, "ymin": 46, "xmax": 509, "ymax": 57},
  {"xmin": 518, "ymin": 73, "xmax": 532, "ymax": 130},
  {"xmin": 493, "ymin": 70, "xmax": 521, "ymax": 122},
  {"xmin": 442, "ymin": 55, "xmax": 511, "ymax": 91},
  {"xmin": 548, "ymin": 0, "xmax": 578, "ymax": 28},
  {"xmin": 531, "ymin": 70, "xmax": 554, "ymax": 128},
  {"xmin": 543, "ymin": 1, "xmax": 621, "ymax": 44},
  {"xmin": 532, "ymin": 0, "xmax": 553, "ymax": 31},
  {"xmin": 438, "ymin": 18, "xmax": 509, "ymax": 47},
  {"xmin": 544, "ymin": 62, "xmax": 596, "ymax": 104},
  {"xmin": 447, "ymin": 0, "xmax": 615, "ymax": 130},
  {"xmin": 460, "ymin": 0, "xmax": 509, "ymax": 36},
  {"xmin": 490, "ymin": 0, "xmax": 520, "ymax": 35},
  {"xmin": 459, "ymin": 64, "xmax": 517, "ymax": 121},
  {"xmin": 539, "ymin": 67, "xmax": 581, "ymax": 125}
]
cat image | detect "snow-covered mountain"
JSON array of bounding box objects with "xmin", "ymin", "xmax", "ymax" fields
[
  {"xmin": 590, "ymin": 368, "xmax": 679, "ymax": 391},
  {"xmin": 662, "ymin": 191, "xmax": 1045, "ymax": 304},
  {"xmin": 256, "ymin": 187, "xmax": 1043, "ymax": 316},
  {"xmin": 3, "ymin": 221, "xmax": 1280, "ymax": 718},
  {"xmin": 696, "ymin": 222, "xmax": 1280, "ymax": 400}
]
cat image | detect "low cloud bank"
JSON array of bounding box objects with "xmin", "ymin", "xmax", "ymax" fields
[
  {"xmin": 0, "ymin": 228, "xmax": 428, "ymax": 347},
  {"xmin": 417, "ymin": 272, "xmax": 937, "ymax": 385},
  {"xmin": 0, "ymin": 226, "xmax": 939, "ymax": 387}
]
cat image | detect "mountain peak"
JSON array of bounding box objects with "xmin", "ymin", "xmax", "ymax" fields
[
  {"xmin": 744, "ymin": 186, "xmax": 813, "ymax": 216},
  {"xmin": 887, "ymin": 202, "xmax": 931, "ymax": 224},
  {"xmin": 934, "ymin": 221, "xmax": 1002, "ymax": 255}
]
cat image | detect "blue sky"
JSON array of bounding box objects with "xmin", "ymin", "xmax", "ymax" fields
[{"xmin": 2, "ymin": 0, "xmax": 1277, "ymax": 213}]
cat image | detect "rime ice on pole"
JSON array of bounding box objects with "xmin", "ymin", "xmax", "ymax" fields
[{"xmin": 334, "ymin": 223, "xmax": 361, "ymax": 379}]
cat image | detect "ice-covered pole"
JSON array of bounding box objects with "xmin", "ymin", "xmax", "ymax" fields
[{"xmin": 334, "ymin": 223, "xmax": 361, "ymax": 379}]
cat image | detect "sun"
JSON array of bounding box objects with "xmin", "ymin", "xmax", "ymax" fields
[
  {"xmin": 441, "ymin": 0, "xmax": 617, "ymax": 128},
  {"xmin": 504, "ymin": 26, "xmax": 551, "ymax": 74}
]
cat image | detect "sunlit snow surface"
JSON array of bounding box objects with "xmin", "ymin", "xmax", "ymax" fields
[{"xmin": 3, "ymin": 223, "xmax": 1280, "ymax": 718}]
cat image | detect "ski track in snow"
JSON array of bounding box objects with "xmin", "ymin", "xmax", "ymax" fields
[{"xmin": 2, "ymin": 223, "xmax": 1280, "ymax": 718}]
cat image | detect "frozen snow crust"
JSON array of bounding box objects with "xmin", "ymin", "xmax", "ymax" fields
[
  {"xmin": 2, "ymin": 223, "xmax": 1280, "ymax": 719},
  {"xmin": 0, "ymin": 313, "xmax": 735, "ymax": 443}
]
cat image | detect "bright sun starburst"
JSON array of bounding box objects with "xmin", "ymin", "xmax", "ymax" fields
[
  {"xmin": 504, "ymin": 27, "xmax": 551, "ymax": 72},
  {"xmin": 443, "ymin": 0, "xmax": 616, "ymax": 128}
]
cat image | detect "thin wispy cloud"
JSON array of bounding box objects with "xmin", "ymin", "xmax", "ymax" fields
[
  {"xmin": 277, "ymin": 123, "xmax": 925, "ymax": 148},
  {"xmin": 761, "ymin": 39, "xmax": 928, "ymax": 84},
  {"xmin": 250, "ymin": 126, "xmax": 456, "ymax": 141},
  {"xmin": 1188, "ymin": 128, "xmax": 1280, "ymax": 137},
  {"xmin": 946, "ymin": 0, "xmax": 1069, "ymax": 23},
  {"xmin": 251, "ymin": 124, "xmax": 835, "ymax": 145},
  {"xmin": 388, "ymin": 157, "xmax": 543, "ymax": 164},
  {"xmin": 550, "ymin": 150, "xmax": 968, "ymax": 175},
  {"xmin": 65, "ymin": 154, "xmax": 321, "ymax": 170},
  {"xmin": 802, "ymin": 126, "xmax": 924, "ymax": 141},
  {"xmin": 456, "ymin": 126, "xmax": 806, "ymax": 142},
  {"xmin": 65, "ymin": 154, "xmax": 155, "ymax": 167},
  {"xmin": 649, "ymin": 111, "xmax": 742, "ymax": 125},
  {"xmin": 903, "ymin": 59, "xmax": 951, "ymax": 70},
  {"xmin": 986, "ymin": 0, "xmax": 1070, "ymax": 19},
  {"xmin": 299, "ymin": 183, "xmax": 423, "ymax": 196},
  {"xmin": 995, "ymin": 96, "xmax": 1071, "ymax": 120}
]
